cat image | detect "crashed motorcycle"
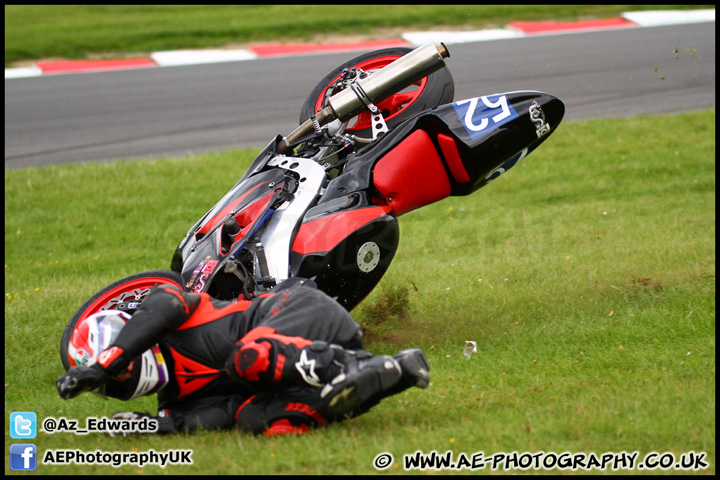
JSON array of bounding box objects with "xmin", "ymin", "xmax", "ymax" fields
[{"xmin": 60, "ymin": 42, "xmax": 564, "ymax": 370}]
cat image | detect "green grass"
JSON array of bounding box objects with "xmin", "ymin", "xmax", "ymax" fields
[
  {"xmin": 5, "ymin": 110, "xmax": 714, "ymax": 474},
  {"xmin": 4, "ymin": 5, "xmax": 712, "ymax": 66}
]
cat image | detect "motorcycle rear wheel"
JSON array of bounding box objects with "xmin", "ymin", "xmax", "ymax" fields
[
  {"xmin": 299, "ymin": 47, "xmax": 455, "ymax": 139},
  {"xmin": 59, "ymin": 270, "xmax": 183, "ymax": 371}
]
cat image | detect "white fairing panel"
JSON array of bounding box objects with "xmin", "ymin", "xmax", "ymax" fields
[{"xmin": 259, "ymin": 156, "xmax": 326, "ymax": 282}]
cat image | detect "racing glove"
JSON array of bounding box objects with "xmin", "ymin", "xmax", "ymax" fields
[{"xmin": 56, "ymin": 364, "xmax": 109, "ymax": 399}]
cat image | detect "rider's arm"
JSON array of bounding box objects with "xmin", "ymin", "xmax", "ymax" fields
[{"xmin": 96, "ymin": 284, "xmax": 202, "ymax": 376}]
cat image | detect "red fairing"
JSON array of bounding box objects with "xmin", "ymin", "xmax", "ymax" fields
[
  {"xmin": 292, "ymin": 205, "xmax": 393, "ymax": 255},
  {"xmin": 231, "ymin": 191, "xmax": 276, "ymax": 239},
  {"xmin": 372, "ymin": 129, "xmax": 452, "ymax": 216},
  {"xmin": 194, "ymin": 181, "xmax": 269, "ymax": 239},
  {"xmin": 437, "ymin": 133, "xmax": 470, "ymax": 184}
]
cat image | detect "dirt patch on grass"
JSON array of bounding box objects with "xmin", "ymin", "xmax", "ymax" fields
[
  {"xmin": 629, "ymin": 277, "xmax": 663, "ymax": 291},
  {"xmin": 359, "ymin": 283, "xmax": 412, "ymax": 344}
]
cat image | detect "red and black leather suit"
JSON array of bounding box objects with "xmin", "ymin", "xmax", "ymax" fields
[{"xmin": 89, "ymin": 278, "xmax": 373, "ymax": 436}]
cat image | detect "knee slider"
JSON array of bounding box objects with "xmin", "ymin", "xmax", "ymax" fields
[
  {"xmin": 235, "ymin": 393, "xmax": 324, "ymax": 436},
  {"xmin": 227, "ymin": 341, "xmax": 272, "ymax": 382}
]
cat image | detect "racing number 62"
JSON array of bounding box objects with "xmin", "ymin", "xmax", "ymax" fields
[{"xmin": 456, "ymin": 95, "xmax": 512, "ymax": 132}]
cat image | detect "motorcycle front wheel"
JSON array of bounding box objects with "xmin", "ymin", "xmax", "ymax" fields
[
  {"xmin": 59, "ymin": 270, "xmax": 183, "ymax": 371},
  {"xmin": 299, "ymin": 46, "xmax": 455, "ymax": 140}
]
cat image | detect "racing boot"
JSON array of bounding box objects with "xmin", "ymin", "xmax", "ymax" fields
[
  {"xmin": 319, "ymin": 348, "xmax": 431, "ymax": 419},
  {"xmin": 391, "ymin": 348, "xmax": 431, "ymax": 391}
]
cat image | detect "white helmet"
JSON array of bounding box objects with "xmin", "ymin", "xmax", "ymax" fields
[{"xmin": 66, "ymin": 310, "xmax": 169, "ymax": 400}]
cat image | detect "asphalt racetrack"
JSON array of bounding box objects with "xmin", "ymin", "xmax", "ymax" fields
[{"xmin": 4, "ymin": 22, "xmax": 715, "ymax": 169}]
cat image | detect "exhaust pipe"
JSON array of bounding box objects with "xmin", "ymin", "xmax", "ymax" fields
[{"xmin": 279, "ymin": 42, "xmax": 450, "ymax": 152}]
